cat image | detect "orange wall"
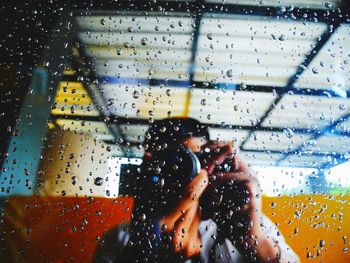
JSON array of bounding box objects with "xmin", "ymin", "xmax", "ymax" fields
[
  {"xmin": 1, "ymin": 194, "xmax": 349, "ymax": 262},
  {"xmin": 0, "ymin": 196, "xmax": 133, "ymax": 263},
  {"xmin": 262, "ymin": 195, "xmax": 350, "ymax": 263}
]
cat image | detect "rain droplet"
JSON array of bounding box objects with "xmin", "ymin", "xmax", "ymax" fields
[
  {"xmin": 133, "ymin": 90, "xmax": 140, "ymax": 99},
  {"xmin": 94, "ymin": 177, "xmax": 104, "ymax": 186},
  {"xmin": 207, "ymin": 33, "xmax": 213, "ymax": 40},
  {"xmin": 100, "ymin": 18, "xmax": 106, "ymax": 25},
  {"xmin": 312, "ymin": 67, "xmax": 319, "ymax": 74},
  {"xmin": 200, "ymin": 99, "xmax": 207, "ymax": 106},
  {"xmin": 140, "ymin": 37, "xmax": 148, "ymax": 46},
  {"xmin": 320, "ymin": 240, "xmax": 325, "ymax": 248},
  {"xmin": 71, "ymin": 176, "xmax": 77, "ymax": 185},
  {"xmin": 283, "ymin": 128, "xmax": 294, "ymax": 138},
  {"xmin": 226, "ymin": 69, "xmax": 233, "ymax": 78},
  {"xmin": 324, "ymin": 2, "xmax": 333, "ymax": 8},
  {"xmin": 339, "ymin": 104, "xmax": 346, "ymax": 110},
  {"xmin": 278, "ymin": 34, "xmax": 286, "ymax": 41}
]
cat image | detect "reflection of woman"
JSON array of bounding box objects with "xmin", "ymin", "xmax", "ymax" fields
[{"xmin": 95, "ymin": 118, "xmax": 299, "ymax": 262}]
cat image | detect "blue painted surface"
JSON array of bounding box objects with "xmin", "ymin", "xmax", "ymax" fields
[{"xmin": 0, "ymin": 68, "xmax": 49, "ymax": 196}]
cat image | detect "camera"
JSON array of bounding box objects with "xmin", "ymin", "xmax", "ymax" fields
[{"xmin": 145, "ymin": 142, "xmax": 235, "ymax": 194}]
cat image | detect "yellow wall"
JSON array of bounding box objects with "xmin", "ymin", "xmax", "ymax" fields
[
  {"xmin": 262, "ymin": 195, "xmax": 350, "ymax": 262},
  {"xmin": 37, "ymin": 128, "xmax": 115, "ymax": 197}
]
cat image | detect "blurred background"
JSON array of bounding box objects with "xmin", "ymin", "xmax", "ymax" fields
[{"xmin": 1, "ymin": 0, "xmax": 350, "ymax": 262}]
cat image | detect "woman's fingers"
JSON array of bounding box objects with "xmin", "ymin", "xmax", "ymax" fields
[
  {"xmin": 161, "ymin": 170, "xmax": 209, "ymax": 231},
  {"xmin": 172, "ymin": 204, "xmax": 199, "ymax": 253},
  {"xmin": 202, "ymin": 142, "xmax": 235, "ymax": 174},
  {"xmin": 183, "ymin": 208, "xmax": 202, "ymax": 257}
]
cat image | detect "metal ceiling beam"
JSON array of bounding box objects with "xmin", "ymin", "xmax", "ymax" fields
[
  {"xmin": 51, "ymin": 114, "xmax": 350, "ymax": 137},
  {"xmin": 277, "ymin": 112, "xmax": 350, "ymax": 167}
]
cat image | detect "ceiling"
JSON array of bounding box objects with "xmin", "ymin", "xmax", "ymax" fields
[{"xmin": 51, "ymin": 0, "xmax": 350, "ymax": 169}]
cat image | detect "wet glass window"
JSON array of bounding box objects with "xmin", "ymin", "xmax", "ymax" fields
[{"xmin": 1, "ymin": 0, "xmax": 350, "ymax": 262}]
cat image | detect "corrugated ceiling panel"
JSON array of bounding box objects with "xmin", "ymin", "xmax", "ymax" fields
[
  {"xmin": 78, "ymin": 32, "xmax": 192, "ymax": 50},
  {"xmin": 244, "ymin": 131, "xmax": 310, "ymax": 151},
  {"xmin": 101, "ymin": 84, "xmax": 188, "ymax": 119},
  {"xmin": 189, "ymin": 89, "xmax": 275, "ymax": 126},
  {"xmin": 119, "ymin": 124, "xmax": 149, "ymax": 142},
  {"xmin": 303, "ymin": 135, "xmax": 350, "ymax": 154},
  {"xmin": 55, "ymin": 119, "xmax": 113, "ymax": 141},
  {"xmin": 241, "ymin": 151, "xmax": 283, "ymax": 166},
  {"xmin": 279, "ymin": 154, "xmax": 328, "ymax": 168},
  {"xmin": 262, "ymin": 94, "xmax": 350, "ymax": 129},
  {"xmin": 85, "ymin": 46, "xmax": 192, "ymax": 62},
  {"xmin": 208, "ymin": 128, "xmax": 250, "ymax": 147},
  {"xmin": 94, "ymin": 59, "xmax": 190, "ymax": 80},
  {"xmin": 194, "ymin": 15, "xmax": 327, "ymax": 86},
  {"xmin": 294, "ymin": 24, "xmax": 350, "ymax": 91},
  {"xmin": 205, "ymin": 0, "xmax": 341, "ymax": 9},
  {"xmin": 76, "ymin": 15, "xmax": 194, "ymax": 33}
]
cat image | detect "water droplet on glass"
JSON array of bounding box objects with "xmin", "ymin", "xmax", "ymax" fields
[
  {"xmin": 94, "ymin": 177, "xmax": 104, "ymax": 186},
  {"xmin": 312, "ymin": 67, "xmax": 319, "ymax": 74},
  {"xmin": 283, "ymin": 128, "xmax": 294, "ymax": 138},
  {"xmin": 133, "ymin": 90, "xmax": 140, "ymax": 99},
  {"xmin": 226, "ymin": 69, "xmax": 233, "ymax": 78},
  {"xmin": 140, "ymin": 37, "xmax": 148, "ymax": 46},
  {"xmin": 339, "ymin": 104, "xmax": 346, "ymax": 110},
  {"xmin": 200, "ymin": 99, "xmax": 207, "ymax": 106},
  {"xmin": 71, "ymin": 176, "xmax": 77, "ymax": 185},
  {"xmin": 278, "ymin": 35, "xmax": 286, "ymax": 41},
  {"xmin": 207, "ymin": 33, "xmax": 213, "ymax": 40}
]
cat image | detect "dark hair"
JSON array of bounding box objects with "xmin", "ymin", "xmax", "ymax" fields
[{"xmin": 143, "ymin": 117, "xmax": 210, "ymax": 154}]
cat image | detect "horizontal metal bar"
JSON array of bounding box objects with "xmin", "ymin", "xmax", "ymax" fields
[
  {"xmin": 67, "ymin": 76, "xmax": 350, "ymax": 98},
  {"xmin": 243, "ymin": 147, "xmax": 347, "ymax": 159},
  {"xmin": 51, "ymin": 114, "xmax": 350, "ymax": 137}
]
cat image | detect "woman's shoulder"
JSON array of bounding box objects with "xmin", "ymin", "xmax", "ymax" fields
[{"xmin": 93, "ymin": 224, "xmax": 131, "ymax": 263}]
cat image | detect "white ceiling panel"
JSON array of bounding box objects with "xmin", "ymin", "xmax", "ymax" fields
[
  {"xmin": 208, "ymin": 128, "xmax": 250, "ymax": 147},
  {"xmin": 94, "ymin": 59, "xmax": 190, "ymax": 80},
  {"xmin": 278, "ymin": 154, "xmax": 328, "ymax": 168},
  {"xmin": 76, "ymin": 15, "xmax": 194, "ymax": 33},
  {"xmin": 303, "ymin": 135, "xmax": 350, "ymax": 154},
  {"xmin": 205, "ymin": 0, "xmax": 341, "ymax": 9},
  {"xmin": 119, "ymin": 124, "xmax": 149, "ymax": 142},
  {"xmin": 78, "ymin": 32, "xmax": 192, "ymax": 49},
  {"xmin": 244, "ymin": 130, "xmax": 310, "ymax": 151},
  {"xmin": 189, "ymin": 89, "xmax": 276, "ymax": 126},
  {"xmin": 262, "ymin": 94, "xmax": 350, "ymax": 129},
  {"xmin": 85, "ymin": 46, "xmax": 192, "ymax": 62},
  {"xmin": 241, "ymin": 151, "xmax": 283, "ymax": 166},
  {"xmin": 194, "ymin": 15, "xmax": 327, "ymax": 86},
  {"xmin": 294, "ymin": 24, "xmax": 350, "ymax": 90},
  {"xmin": 55, "ymin": 119, "xmax": 114, "ymax": 140},
  {"xmin": 101, "ymin": 84, "xmax": 188, "ymax": 118}
]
